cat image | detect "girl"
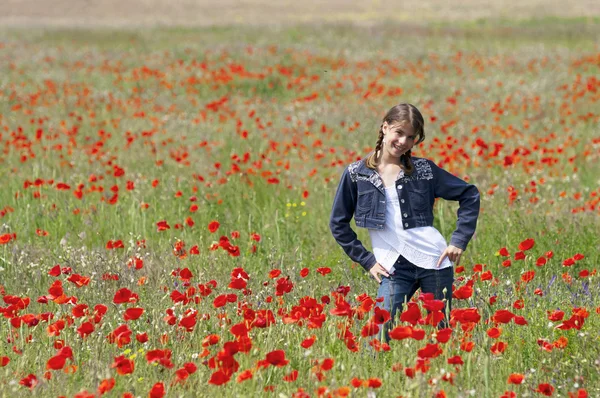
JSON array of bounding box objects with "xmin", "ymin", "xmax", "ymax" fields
[{"xmin": 329, "ymin": 103, "xmax": 480, "ymax": 337}]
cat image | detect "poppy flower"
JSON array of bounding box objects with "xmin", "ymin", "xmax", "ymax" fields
[
  {"xmin": 209, "ymin": 370, "xmax": 231, "ymax": 385},
  {"xmin": 283, "ymin": 369, "xmax": 299, "ymax": 382},
  {"xmin": 498, "ymin": 247, "xmax": 510, "ymax": 257},
  {"xmin": 492, "ymin": 310, "xmax": 515, "ymax": 324},
  {"xmin": 265, "ymin": 350, "xmax": 289, "ymax": 367},
  {"xmin": 507, "ymin": 373, "xmax": 524, "ymax": 384},
  {"xmin": 490, "ymin": 341, "xmax": 508, "ymax": 355},
  {"xmin": 156, "ymin": 220, "xmax": 170, "ymax": 231},
  {"xmin": 436, "ymin": 328, "xmax": 452, "ymax": 343},
  {"xmin": 98, "ymin": 378, "xmax": 115, "ymax": 395},
  {"xmin": 447, "ymin": 355, "xmax": 463, "ymax": 365},
  {"xmin": 149, "ymin": 382, "xmax": 165, "ymax": 398},
  {"xmin": 372, "ymin": 307, "xmax": 391, "ymax": 324},
  {"xmin": 518, "ymin": 238, "xmax": 535, "ymax": 251},
  {"xmin": 111, "ymin": 356, "xmax": 134, "ymax": 375},
  {"xmin": 123, "ymin": 308, "xmax": 144, "ymax": 321},
  {"xmin": 208, "ymin": 221, "xmax": 220, "ymax": 233},
  {"xmin": 536, "ymin": 383, "xmax": 555, "ymax": 396},
  {"xmin": 300, "ymin": 336, "xmax": 316, "ymax": 349},
  {"xmin": 233, "ymin": 369, "xmax": 253, "ymax": 383}
]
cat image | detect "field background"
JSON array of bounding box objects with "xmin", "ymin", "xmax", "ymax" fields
[{"xmin": 1, "ymin": 2, "xmax": 600, "ymax": 398}]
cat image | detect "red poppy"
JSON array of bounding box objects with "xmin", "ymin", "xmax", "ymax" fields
[
  {"xmin": 111, "ymin": 356, "xmax": 134, "ymax": 375},
  {"xmin": 113, "ymin": 288, "xmax": 137, "ymax": 305},
  {"xmin": 47, "ymin": 354, "xmax": 67, "ymax": 370},
  {"xmin": 361, "ymin": 321, "xmax": 380, "ymax": 337},
  {"xmin": 48, "ymin": 265, "xmax": 61, "ymax": 276},
  {"xmin": 389, "ymin": 326, "xmax": 413, "ymax": 340},
  {"xmin": 563, "ymin": 258, "xmax": 575, "ymax": 267},
  {"xmin": 300, "ymin": 336, "xmax": 316, "ymax": 349},
  {"xmin": 436, "ymin": 328, "xmax": 452, "ymax": 343},
  {"xmin": 283, "ymin": 369, "xmax": 299, "ymax": 382},
  {"xmin": 418, "ymin": 343, "xmax": 443, "ymax": 359},
  {"xmin": 507, "ymin": 373, "xmax": 524, "ymax": 384},
  {"xmin": 268, "ymin": 269, "xmax": 282, "ymax": 279},
  {"xmin": 490, "ymin": 341, "xmax": 508, "ymax": 355},
  {"xmin": 537, "ymin": 383, "xmax": 555, "ymax": 396},
  {"xmin": 367, "ymin": 378, "xmax": 382, "ymax": 388},
  {"xmin": 399, "ymin": 303, "xmax": 422, "ymax": 325},
  {"xmin": 208, "ymin": 221, "xmax": 220, "ymax": 233},
  {"xmin": 498, "ymin": 247, "xmax": 510, "ymax": 257},
  {"xmin": 265, "ymin": 350, "xmax": 289, "ymax": 367},
  {"xmin": 372, "ymin": 307, "xmax": 390, "ymax": 324},
  {"xmin": 19, "ymin": 374, "xmax": 38, "ymax": 389},
  {"xmin": 149, "ymin": 382, "xmax": 165, "ymax": 398},
  {"xmin": 123, "ymin": 308, "xmax": 144, "ymax": 321},
  {"xmin": 209, "ymin": 370, "xmax": 231, "ymax": 385},
  {"xmin": 492, "ymin": 309, "xmax": 515, "ymax": 324},
  {"xmin": 98, "ymin": 378, "xmax": 115, "ymax": 395},
  {"xmin": 453, "ymin": 285, "xmax": 473, "ymax": 299},
  {"xmin": 514, "ymin": 251, "xmax": 525, "ymax": 260},
  {"xmin": 518, "ymin": 238, "xmax": 535, "ymax": 251},
  {"xmin": 136, "ymin": 332, "xmax": 148, "ymax": 343},
  {"xmin": 536, "ymin": 257, "xmax": 547, "ymax": 266},
  {"xmin": 156, "ymin": 220, "xmax": 170, "ymax": 231},
  {"xmin": 447, "ymin": 355, "xmax": 463, "ymax": 365},
  {"xmin": 77, "ymin": 322, "xmax": 94, "ymax": 338},
  {"xmin": 487, "ymin": 327, "xmax": 502, "ymax": 339}
]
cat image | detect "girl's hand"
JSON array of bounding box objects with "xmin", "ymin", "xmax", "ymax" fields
[
  {"xmin": 369, "ymin": 262, "xmax": 390, "ymax": 284},
  {"xmin": 437, "ymin": 245, "xmax": 463, "ymax": 268}
]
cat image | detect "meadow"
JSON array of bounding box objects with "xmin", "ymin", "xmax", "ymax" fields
[{"xmin": 0, "ymin": 17, "xmax": 599, "ymax": 398}]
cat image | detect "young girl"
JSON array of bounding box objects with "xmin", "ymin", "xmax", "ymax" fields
[{"xmin": 329, "ymin": 103, "xmax": 480, "ymax": 336}]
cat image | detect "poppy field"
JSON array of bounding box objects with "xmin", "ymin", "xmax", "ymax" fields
[{"xmin": 1, "ymin": 21, "xmax": 600, "ymax": 398}]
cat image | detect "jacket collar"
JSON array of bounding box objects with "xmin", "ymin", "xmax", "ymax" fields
[{"xmin": 356, "ymin": 155, "xmax": 385, "ymax": 194}]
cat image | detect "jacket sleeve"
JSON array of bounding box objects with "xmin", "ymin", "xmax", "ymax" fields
[
  {"xmin": 430, "ymin": 161, "xmax": 480, "ymax": 251},
  {"xmin": 329, "ymin": 167, "xmax": 377, "ymax": 271}
]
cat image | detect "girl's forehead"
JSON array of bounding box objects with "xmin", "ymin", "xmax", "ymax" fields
[{"xmin": 388, "ymin": 121, "xmax": 415, "ymax": 133}]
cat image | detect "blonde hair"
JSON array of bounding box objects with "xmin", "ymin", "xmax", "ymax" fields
[{"xmin": 365, "ymin": 103, "xmax": 426, "ymax": 175}]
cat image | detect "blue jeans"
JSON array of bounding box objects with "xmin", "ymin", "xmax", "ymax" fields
[{"xmin": 376, "ymin": 255, "xmax": 454, "ymax": 342}]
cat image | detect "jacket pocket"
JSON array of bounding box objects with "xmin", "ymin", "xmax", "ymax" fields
[
  {"xmin": 356, "ymin": 191, "xmax": 374, "ymax": 216},
  {"xmin": 407, "ymin": 187, "xmax": 429, "ymax": 212}
]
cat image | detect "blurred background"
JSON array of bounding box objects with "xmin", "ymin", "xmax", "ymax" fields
[{"xmin": 2, "ymin": 0, "xmax": 600, "ymax": 27}]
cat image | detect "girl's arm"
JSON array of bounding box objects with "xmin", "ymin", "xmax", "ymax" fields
[
  {"xmin": 430, "ymin": 161, "xmax": 481, "ymax": 251},
  {"xmin": 329, "ymin": 167, "xmax": 377, "ymax": 271}
]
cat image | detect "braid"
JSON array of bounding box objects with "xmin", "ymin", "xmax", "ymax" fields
[
  {"xmin": 366, "ymin": 125, "xmax": 385, "ymax": 169},
  {"xmin": 402, "ymin": 149, "xmax": 414, "ymax": 175},
  {"xmin": 375, "ymin": 126, "xmax": 384, "ymax": 162}
]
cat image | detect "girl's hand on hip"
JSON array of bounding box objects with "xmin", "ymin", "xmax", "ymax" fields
[
  {"xmin": 437, "ymin": 245, "xmax": 463, "ymax": 268},
  {"xmin": 369, "ymin": 262, "xmax": 389, "ymax": 284}
]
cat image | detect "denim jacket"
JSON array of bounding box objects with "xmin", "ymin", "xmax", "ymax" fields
[{"xmin": 329, "ymin": 155, "xmax": 480, "ymax": 272}]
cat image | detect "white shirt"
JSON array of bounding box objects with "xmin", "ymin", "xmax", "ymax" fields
[{"xmin": 369, "ymin": 186, "xmax": 453, "ymax": 273}]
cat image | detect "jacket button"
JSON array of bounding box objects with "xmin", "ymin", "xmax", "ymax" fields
[
  {"xmin": 404, "ymin": 223, "xmax": 409, "ymax": 227},
  {"xmin": 400, "ymin": 199, "xmax": 405, "ymax": 203},
  {"xmin": 398, "ymin": 185, "xmax": 403, "ymax": 189},
  {"xmin": 403, "ymin": 213, "xmax": 408, "ymax": 217}
]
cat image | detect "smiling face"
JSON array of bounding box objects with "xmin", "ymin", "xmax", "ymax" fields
[{"xmin": 382, "ymin": 121, "xmax": 416, "ymax": 158}]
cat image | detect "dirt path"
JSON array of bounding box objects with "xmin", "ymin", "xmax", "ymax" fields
[{"xmin": 1, "ymin": 0, "xmax": 599, "ymax": 28}]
